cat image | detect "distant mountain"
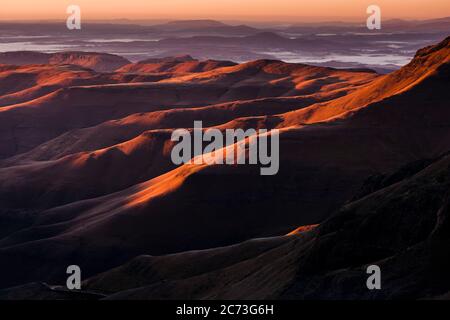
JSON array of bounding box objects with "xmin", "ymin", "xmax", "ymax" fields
[
  {"xmin": 150, "ymin": 19, "xmax": 258, "ymax": 36},
  {"xmin": 0, "ymin": 19, "xmax": 445, "ymax": 71},
  {"xmin": 243, "ymin": 31, "xmax": 289, "ymax": 43},
  {"xmin": 0, "ymin": 51, "xmax": 130, "ymax": 72},
  {"xmin": 382, "ymin": 17, "xmax": 450, "ymax": 32},
  {"xmin": 158, "ymin": 31, "xmax": 292, "ymax": 47},
  {"xmin": 153, "ymin": 19, "xmax": 230, "ymax": 30},
  {"xmin": 283, "ymin": 17, "xmax": 450, "ymax": 34},
  {"xmin": 0, "ymin": 51, "xmax": 50, "ymax": 65}
]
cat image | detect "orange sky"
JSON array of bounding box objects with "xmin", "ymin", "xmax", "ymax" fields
[{"xmin": 1, "ymin": 0, "xmax": 450, "ymax": 21}]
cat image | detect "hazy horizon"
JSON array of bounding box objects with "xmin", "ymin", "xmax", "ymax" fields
[
  {"xmin": 1, "ymin": 0, "xmax": 450, "ymax": 21},
  {"xmin": 1, "ymin": 16, "xmax": 449, "ymax": 24}
]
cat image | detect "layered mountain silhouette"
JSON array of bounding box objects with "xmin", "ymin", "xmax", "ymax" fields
[
  {"xmin": 151, "ymin": 19, "xmax": 258, "ymax": 35},
  {"xmin": 2, "ymin": 18, "xmax": 447, "ymax": 72},
  {"xmin": 0, "ymin": 36, "xmax": 449, "ymax": 299},
  {"xmin": 0, "ymin": 51, "xmax": 131, "ymax": 72}
]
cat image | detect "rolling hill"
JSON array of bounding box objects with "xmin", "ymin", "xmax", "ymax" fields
[{"xmin": 0, "ymin": 37, "xmax": 448, "ymax": 298}]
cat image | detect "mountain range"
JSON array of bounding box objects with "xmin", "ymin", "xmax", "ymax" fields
[
  {"xmin": 1, "ymin": 18, "xmax": 449, "ymax": 71},
  {"xmin": 0, "ymin": 36, "xmax": 449, "ymax": 299}
]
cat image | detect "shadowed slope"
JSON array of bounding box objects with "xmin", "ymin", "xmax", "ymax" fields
[
  {"xmin": 0, "ymin": 60, "xmax": 378, "ymax": 213},
  {"xmin": 3, "ymin": 151, "xmax": 449, "ymax": 299},
  {"xmin": 78, "ymin": 152, "xmax": 450, "ymax": 300},
  {"xmin": 0, "ymin": 130, "xmax": 177, "ymax": 212},
  {"xmin": 0, "ymin": 60, "xmax": 375, "ymax": 159},
  {"xmin": 0, "ymin": 38, "xmax": 448, "ymax": 292},
  {"xmin": 0, "ymin": 64, "xmax": 120, "ymax": 107},
  {"xmin": 1, "ymin": 93, "xmax": 345, "ymax": 165}
]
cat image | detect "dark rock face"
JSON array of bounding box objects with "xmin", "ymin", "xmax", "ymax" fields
[
  {"xmin": 23, "ymin": 153, "xmax": 447, "ymax": 300},
  {"xmin": 282, "ymin": 153, "xmax": 450, "ymax": 299},
  {"xmin": 350, "ymin": 157, "xmax": 439, "ymax": 201}
]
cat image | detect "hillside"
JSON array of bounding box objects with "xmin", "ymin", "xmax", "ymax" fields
[{"xmin": 0, "ymin": 37, "xmax": 448, "ymax": 297}]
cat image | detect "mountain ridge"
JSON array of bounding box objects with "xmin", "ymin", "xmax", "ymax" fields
[{"xmin": 0, "ymin": 37, "xmax": 448, "ymax": 296}]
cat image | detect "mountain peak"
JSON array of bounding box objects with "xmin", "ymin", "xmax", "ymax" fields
[{"xmin": 414, "ymin": 36, "xmax": 450, "ymax": 58}]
